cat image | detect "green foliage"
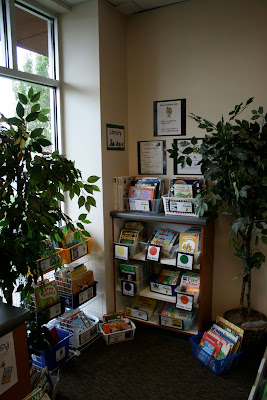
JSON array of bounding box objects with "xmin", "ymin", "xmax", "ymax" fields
[
  {"xmin": 168, "ymin": 99, "xmax": 267, "ymax": 311},
  {"xmin": 0, "ymin": 88, "xmax": 100, "ymax": 303}
]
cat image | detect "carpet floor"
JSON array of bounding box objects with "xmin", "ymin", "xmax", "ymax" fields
[{"xmin": 55, "ymin": 323, "xmax": 262, "ymax": 400}]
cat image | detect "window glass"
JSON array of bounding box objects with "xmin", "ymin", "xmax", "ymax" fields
[
  {"xmin": 0, "ymin": 75, "xmax": 54, "ymax": 150},
  {"xmin": 15, "ymin": 5, "xmax": 52, "ymax": 78}
]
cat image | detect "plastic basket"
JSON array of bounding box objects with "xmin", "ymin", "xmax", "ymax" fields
[
  {"xmin": 127, "ymin": 198, "xmax": 163, "ymax": 213},
  {"xmin": 56, "ymin": 237, "xmax": 91, "ymax": 264},
  {"xmin": 36, "ymin": 298, "xmax": 66, "ymax": 321},
  {"xmin": 162, "ymin": 195, "xmax": 198, "ymax": 217},
  {"xmin": 31, "ymin": 328, "xmax": 72, "ymax": 371},
  {"xmin": 99, "ymin": 320, "xmax": 136, "ymax": 345},
  {"xmin": 57, "ymin": 281, "xmax": 98, "ymax": 309},
  {"xmin": 189, "ymin": 332, "xmax": 243, "ymax": 375}
]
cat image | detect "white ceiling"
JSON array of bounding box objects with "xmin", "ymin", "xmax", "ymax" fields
[{"xmin": 61, "ymin": 0, "xmax": 188, "ymax": 15}]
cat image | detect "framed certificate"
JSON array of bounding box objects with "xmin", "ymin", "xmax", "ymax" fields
[{"xmin": 154, "ymin": 98, "xmax": 186, "ymax": 136}]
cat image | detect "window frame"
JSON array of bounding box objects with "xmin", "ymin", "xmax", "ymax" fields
[{"xmin": 0, "ymin": 0, "xmax": 60, "ymax": 150}]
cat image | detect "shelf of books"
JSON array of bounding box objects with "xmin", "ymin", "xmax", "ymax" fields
[{"xmin": 111, "ymin": 210, "xmax": 215, "ymax": 335}]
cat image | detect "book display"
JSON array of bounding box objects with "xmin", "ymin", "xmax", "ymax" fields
[{"xmin": 111, "ymin": 208, "xmax": 215, "ymax": 335}]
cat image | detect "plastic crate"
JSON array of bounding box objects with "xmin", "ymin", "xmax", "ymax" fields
[
  {"xmin": 36, "ymin": 249, "xmax": 63, "ymax": 274},
  {"xmin": 189, "ymin": 332, "xmax": 243, "ymax": 375},
  {"xmin": 99, "ymin": 320, "xmax": 136, "ymax": 345},
  {"xmin": 36, "ymin": 298, "xmax": 66, "ymax": 321},
  {"xmin": 149, "ymin": 276, "xmax": 179, "ymax": 296},
  {"xmin": 120, "ymin": 278, "xmax": 148, "ymax": 297},
  {"xmin": 56, "ymin": 237, "xmax": 91, "ymax": 264},
  {"xmin": 31, "ymin": 328, "xmax": 72, "ymax": 371},
  {"xmin": 58, "ymin": 310, "xmax": 99, "ymax": 349},
  {"xmin": 127, "ymin": 198, "xmax": 163, "ymax": 213},
  {"xmin": 162, "ymin": 195, "xmax": 198, "ymax": 217},
  {"xmin": 57, "ymin": 281, "xmax": 98, "ymax": 309}
]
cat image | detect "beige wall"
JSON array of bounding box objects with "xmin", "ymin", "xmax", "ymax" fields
[{"xmin": 127, "ymin": 0, "xmax": 267, "ymax": 318}]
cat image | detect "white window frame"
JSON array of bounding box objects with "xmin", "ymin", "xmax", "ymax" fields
[{"xmin": 0, "ymin": 0, "xmax": 60, "ymax": 150}]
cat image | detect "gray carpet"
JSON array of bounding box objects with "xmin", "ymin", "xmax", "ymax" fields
[{"xmin": 55, "ymin": 323, "xmax": 261, "ymax": 400}]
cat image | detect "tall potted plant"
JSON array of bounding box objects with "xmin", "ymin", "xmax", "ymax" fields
[
  {"xmin": 168, "ymin": 98, "xmax": 267, "ymax": 338},
  {"xmin": 0, "ymin": 88, "xmax": 100, "ymax": 305}
]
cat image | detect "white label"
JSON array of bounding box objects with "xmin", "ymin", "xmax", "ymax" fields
[
  {"xmin": 146, "ymin": 244, "xmax": 161, "ymax": 261},
  {"xmin": 114, "ymin": 244, "xmax": 129, "ymax": 260},
  {"xmin": 0, "ymin": 332, "xmax": 18, "ymax": 395},
  {"xmin": 176, "ymin": 292, "xmax": 194, "ymax": 311},
  {"xmin": 176, "ymin": 252, "xmax": 194, "ymax": 270},
  {"xmin": 79, "ymin": 286, "xmax": 93, "ymax": 304},
  {"xmin": 40, "ymin": 258, "xmax": 51, "ymax": 273},
  {"xmin": 129, "ymin": 199, "xmax": 150, "ymax": 212},
  {"xmin": 122, "ymin": 281, "xmax": 135, "ymax": 297},
  {"xmin": 150, "ymin": 282, "xmax": 172, "ymax": 295},
  {"xmin": 49, "ymin": 302, "xmax": 61, "ymax": 319},
  {"xmin": 126, "ymin": 307, "xmax": 148, "ymax": 321},
  {"xmin": 160, "ymin": 316, "xmax": 183, "ymax": 330},
  {"xmin": 170, "ymin": 200, "xmax": 193, "ymax": 213},
  {"xmin": 109, "ymin": 332, "xmax": 125, "ymax": 344},
  {"xmin": 56, "ymin": 346, "xmax": 66, "ymax": 362},
  {"xmin": 71, "ymin": 242, "xmax": 88, "ymax": 261}
]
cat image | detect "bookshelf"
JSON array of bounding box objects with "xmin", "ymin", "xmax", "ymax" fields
[{"xmin": 110, "ymin": 210, "xmax": 215, "ymax": 335}]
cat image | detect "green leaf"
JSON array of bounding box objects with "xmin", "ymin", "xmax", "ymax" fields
[
  {"xmin": 191, "ymin": 137, "xmax": 198, "ymax": 145},
  {"xmin": 86, "ymin": 196, "xmax": 96, "ymax": 207},
  {"xmin": 8, "ymin": 117, "xmax": 22, "ymax": 126},
  {"xmin": 251, "ymin": 115, "xmax": 260, "ymax": 120},
  {"xmin": 252, "ymin": 109, "xmax": 258, "ymax": 114},
  {"xmin": 31, "ymin": 128, "xmax": 44, "ymax": 138},
  {"xmin": 31, "ymin": 104, "xmax": 40, "ymax": 113},
  {"xmin": 26, "ymin": 112, "xmax": 39, "ymax": 122},
  {"xmin": 78, "ymin": 196, "xmax": 85, "ymax": 208},
  {"xmin": 18, "ymin": 93, "xmax": 28, "ymax": 105},
  {"xmin": 16, "ymin": 102, "xmax": 24, "ymax": 118},
  {"xmin": 82, "ymin": 230, "xmax": 91, "ymax": 237},
  {"xmin": 28, "ymin": 87, "xmax": 34, "ymax": 98},
  {"xmin": 246, "ymin": 97, "xmax": 254, "ymax": 105},
  {"xmin": 76, "ymin": 222, "xmax": 84, "ymax": 230},
  {"xmin": 258, "ymin": 106, "xmax": 263, "ymax": 114},
  {"xmin": 186, "ymin": 157, "xmax": 192, "ymax": 166},
  {"xmin": 63, "ymin": 226, "xmax": 69, "ymax": 236},
  {"xmin": 38, "ymin": 114, "xmax": 49, "ymax": 123},
  {"xmin": 37, "ymin": 138, "xmax": 51, "ymax": 147},
  {"xmin": 87, "ymin": 175, "xmax": 100, "ymax": 183},
  {"xmin": 78, "ymin": 214, "xmax": 87, "ymax": 221},
  {"xmin": 30, "ymin": 92, "xmax": 41, "ymax": 103},
  {"xmin": 39, "ymin": 108, "xmax": 50, "ymax": 115},
  {"xmin": 90, "ymin": 185, "xmax": 100, "ymax": 192}
]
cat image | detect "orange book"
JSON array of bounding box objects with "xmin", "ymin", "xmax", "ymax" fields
[{"xmin": 71, "ymin": 270, "xmax": 94, "ymax": 295}]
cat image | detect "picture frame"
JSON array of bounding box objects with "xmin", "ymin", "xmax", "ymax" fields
[
  {"xmin": 173, "ymin": 138, "xmax": 203, "ymax": 175},
  {"xmin": 106, "ymin": 124, "xmax": 125, "ymax": 150},
  {"xmin": 138, "ymin": 140, "xmax": 166, "ymax": 175},
  {"xmin": 153, "ymin": 98, "xmax": 186, "ymax": 137}
]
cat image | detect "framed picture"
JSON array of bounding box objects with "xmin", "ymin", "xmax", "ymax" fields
[
  {"xmin": 138, "ymin": 140, "xmax": 166, "ymax": 175},
  {"xmin": 106, "ymin": 124, "xmax": 125, "ymax": 150},
  {"xmin": 173, "ymin": 138, "xmax": 203, "ymax": 175},
  {"xmin": 154, "ymin": 98, "xmax": 186, "ymax": 136}
]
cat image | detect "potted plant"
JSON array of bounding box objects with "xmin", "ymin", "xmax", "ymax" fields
[
  {"xmin": 168, "ymin": 98, "xmax": 267, "ymax": 350},
  {"xmin": 0, "ymin": 87, "xmax": 100, "ymax": 305}
]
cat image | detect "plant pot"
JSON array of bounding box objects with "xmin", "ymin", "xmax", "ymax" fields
[{"xmin": 223, "ymin": 308, "xmax": 267, "ymax": 357}]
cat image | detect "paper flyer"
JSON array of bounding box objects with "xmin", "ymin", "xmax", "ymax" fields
[{"xmin": 0, "ymin": 331, "xmax": 18, "ymax": 395}]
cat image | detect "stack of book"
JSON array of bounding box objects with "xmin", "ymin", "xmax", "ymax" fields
[
  {"xmin": 168, "ymin": 176, "xmax": 204, "ymax": 198},
  {"xmin": 199, "ymin": 316, "xmax": 244, "ymax": 360},
  {"xmin": 56, "ymin": 263, "xmax": 94, "ymax": 295},
  {"xmin": 155, "ymin": 268, "xmax": 181, "ymax": 286},
  {"xmin": 118, "ymin": 221, "xmax": 144, "ymax": 245},
  {"xmin": 58, "ymin": 310, "xmax": 93, "ymax": 335},
  {"xmin": 102, "ymin": 312, "xmax": 132, "ymax": 334},
  {"xmin": 129, "ymin": 296, "xmax": 157, "ymax": 319}
]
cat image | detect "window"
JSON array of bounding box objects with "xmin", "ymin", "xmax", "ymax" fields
[{"xmin": 0, "ymin": 0, "xmax": 59, "ymax": 151}]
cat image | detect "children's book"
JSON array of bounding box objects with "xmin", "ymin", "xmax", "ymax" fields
[
  {"xmin": 179, "ymin": 272, "xmax": 200, "ymax": 301},
  {"xmin": 161, "ymin": 303, "xmax": 194, "ymax": 320},
  {"xmin": 129, "ymin": 186, "xmax": 155, "ymax": 200},
  {"xmin": 71, "ymin": 269, "xmax": 94, "ymax": 295},
  {"xmin": 200, "ymin": 331, "xmax": 223, "ymax": 358},
  {"xmin": 131, "ymin": 296, "xmax": 157, "ymax": 318},
  {"xmin": 179, "ymin": 231, "xmax": 200, "ymax": 255},
  {"xmin": 155, "ymin": 269, "xmax": 180, "ymax": 285},
  {"xmin": 34, "ymin": 281, "xmax": 61, "ymax": 311},
  {"xmin": 169, "ymin": 177, "xmax": 204, "ymax": 198},
  {"xmin": 117, "ymin": 176, "xmax": 134, "ymax": 211},
  {"xmin": 119, "ymin": 228, "xmax": 140, "ymax": 244},
  {"xmin": 173, "ymin": 184, "xmax": 193, "ymax": 198},
  {"xmin": 150, "ymin": 228, "xmax": 179, "ymax": 255},
  {"xmin": 22, "ymin": 388, "xmax": 44, "ymax": 400}
]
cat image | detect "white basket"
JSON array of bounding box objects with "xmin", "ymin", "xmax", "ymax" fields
[
  {"xmin": 57, "ymin": 310, "xmax": 99, "ymax": 349},
  {"xmin": 162, "ymin": 195, "xmax": 198, "ymax": 217},
  {"xmin": 99, "ymin": 320, "xmax": 136, "ymax": 345}
]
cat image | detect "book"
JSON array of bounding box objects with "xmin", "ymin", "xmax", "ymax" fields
[
  {"xmin": 34, "ymin": 281, "xmax": 61, "ymax": 311},
  {"xmin": 155, "ymin": 268, "xmax": 180, "ymax": 285},
  {"xmin": 66, "ymin": 264, "xmax": 87, "ymax": 279},
  {"xmin": 161, "ymin": 303, "xmax": 194, "ymax": 320},
  {"xmin": 173, "ymin": 184, "xmax": 193, "ymax": 198},
  {"xmin": 134, "ymin": 176, "xmax": 165, "ymax": 199},
  {"xmin": 119, "ymin": 228, "xmax": 141, "ymax": 244},
  {"xmin": 70, "ymin": 269, "xmax": 94, "ymax": 295},
  {"xmin": 179, "ymin": 272, "xmax": 200, "ymax": 302},
  {"xmin": 131, "ymin": 296, "xmax": 157, "ymax": 318},
  {"xmin": 120, "ymin": 263, "xmax": 149, "ymax": 282},
  {"xmin": 22, "ymin": 388, "xmax": 44, "ymax": 400},
  {"xmin": 150, "ymin": 228, "xmax": 179, "ymax": 255},
  {"xmin": 129, "ymin": 186, "xmax": 155, "ymax": 200},
  {"xmin": 117, "ymin": 176, "xmax": 134, "ymax": 211},
  {"xmin": 169, "ymin": 177, "xmax": 204, "ymax": 198},
  {"xmin": 112, "ymin": 177, "xmax": 118, "ymax": 210},
  {"xmin": 200, "ymin": 331, "xmax": 223, "ymax": 358},
  {"xmin": 179, "ymin": 231, "xmax": 200, "ymax": 255}
]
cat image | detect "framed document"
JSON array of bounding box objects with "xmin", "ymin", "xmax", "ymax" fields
[
  {"xmin": 173, "ymin": 138, "xmax": 203, "ymax": 175},
  {"xmin": 154, "ymin": 98, "xmax": 186, "ymax": 136},
  {"xmin": 138, "ymin": 140, "xmax": 166, "ymax": 175}
]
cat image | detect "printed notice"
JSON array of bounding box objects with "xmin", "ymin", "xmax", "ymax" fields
[
  {"xmin": 0, "ymin": 332, "xmax": 18, "ymax": 395},
  {"xmin": 138, "ymin": 140, "xmax": 166, "ymax": 175}
]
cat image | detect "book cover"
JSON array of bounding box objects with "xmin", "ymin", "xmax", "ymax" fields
[
  {"xmin": 67, "ymin": 264, "xmax": 87, "ymax": 279},
  {"xmin": 71, "ymin": 270, "xmax": 94, "ymax": 295},
  {"xmin": 173, "ymin": 184, "xmax": 193, "ymax": 198},
  {"xmin": 150, "ymin": 228, "xmax": 179, "ymax": 247},
  {"xmin": 200, "ymin": 331, "xmax": 223, "ymax": 358},
  {"xmin": 129, "ymin": 186, "xmax": 155, "ymax": 200},
  {"xmin": 179, "ymin": 272, "xmax": 200, "ymax": 301},
  {"xmin": 34, "ymin": 281, "xmax": 61, "ymax": 311},
  {"xmin": 131, "ymin": 296, "xmax": 157, "ymax": 318},
  {"xmin": 161, "ymin": 303, "xmax": 194, "ymax": 320},
  {"xmin": 156, "ymin": 269, "xmax": 180, "ymax": 285},
  {"xmin": 119, "ymin": 228, "xmax": 140, "ymax": 244},
  {"xmin": 22, "ymin": 388, "xmax": 44, "ymax": 400},
  {"xmin": 179, "ymin": 231, "xmax": 199, "ymax": 255}
]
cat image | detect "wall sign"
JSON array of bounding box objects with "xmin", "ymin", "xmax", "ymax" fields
[
  {"xmin": 106, "ymin": 124, "xmax": 125, "ymax": 150},
  {"xmin": 154, "ymin": 98, "xmax": 186, "ymax": 136}
]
